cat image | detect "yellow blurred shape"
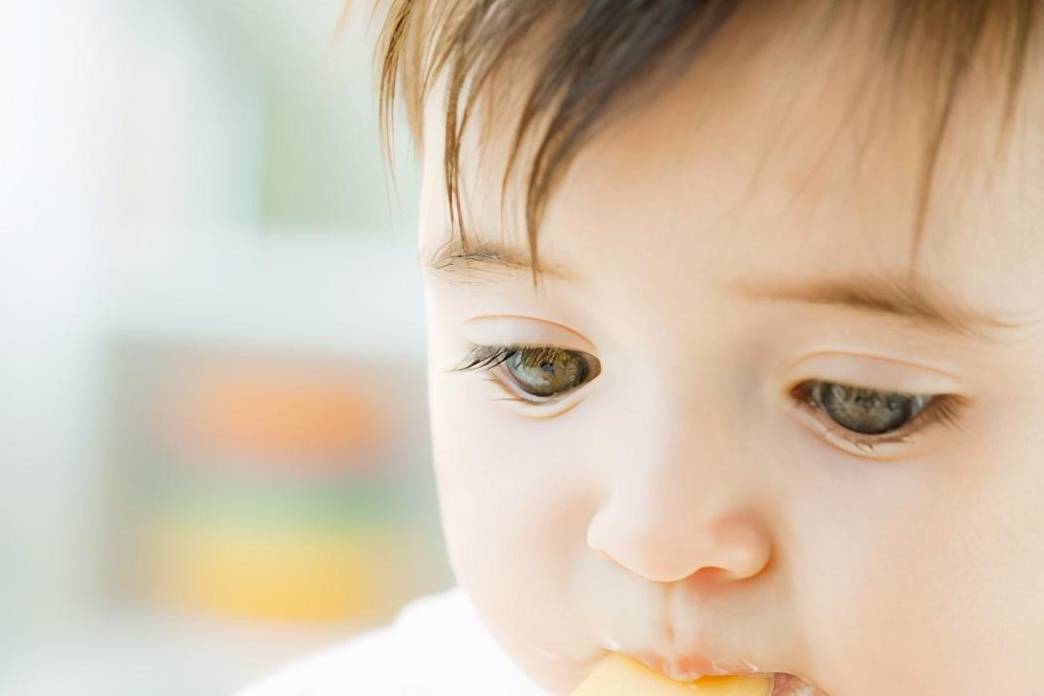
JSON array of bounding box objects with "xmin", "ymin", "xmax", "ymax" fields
[{"xmin": 145, "ymin": 518, "xmax": 397, "ymax": 621}]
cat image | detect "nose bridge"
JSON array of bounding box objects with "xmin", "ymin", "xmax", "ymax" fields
[
  {"xmin": 586, "ymin": 386, "xmax": 772, "ymax": 584},
  {"xmin": 619, "ymin": 379, "xmax": 738, "ymax": 510}
]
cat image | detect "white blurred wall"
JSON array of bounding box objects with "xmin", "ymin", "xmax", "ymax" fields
[
  {"xmin": 0, "ymin": 1, "xmax": 434, "ymax": 693},
  {"xmin": 1, "ymin": 0, "xmax": 115, "ymax": 640}
]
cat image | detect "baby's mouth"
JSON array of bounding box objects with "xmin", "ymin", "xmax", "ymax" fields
[
  {"xmin": 574, "ymin": 651, "xmax": 830, "ymax": 696},
  {"xmin": 634, "ymin": 653, "xmax": 828, "ymax": 696}
]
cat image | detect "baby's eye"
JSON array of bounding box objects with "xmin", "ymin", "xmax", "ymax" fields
[
  {"xmin": 806, "ymin": 382, "xmax": 930, "ymax": 434},
  {"xmin": 503, "ymin": 346, "xmax": 594, "ymax": 397},
  {"xmin": 452, "ymin": 344, "xmax": 601, "ymax": 401},
  {"xmin": 791, "ymin": 380, "xmax": 966, "ymax": 454}
]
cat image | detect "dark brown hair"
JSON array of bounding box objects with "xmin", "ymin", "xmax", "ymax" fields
[{"xmin": 373, "ymin": 0, "xmax": 1036, "ymax": 284}]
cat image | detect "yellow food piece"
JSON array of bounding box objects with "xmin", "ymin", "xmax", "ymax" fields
[{"xmin": 571, "ymin": 654, "xmax": 772, "ymax": 696}]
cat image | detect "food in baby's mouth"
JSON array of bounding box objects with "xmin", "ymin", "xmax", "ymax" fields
[{"xmin": 571, "ymin": 654, "xmax": 772, "ymax": 695}]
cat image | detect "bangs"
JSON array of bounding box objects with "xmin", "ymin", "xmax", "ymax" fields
[{"xmin": 373, "ymin": 0, "xmax": 1037, "ymax": 285}]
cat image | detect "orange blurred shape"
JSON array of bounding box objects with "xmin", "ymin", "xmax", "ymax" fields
[{"xmin": 176, "ymin": 364, "xmax": 386, "ymax": 465}]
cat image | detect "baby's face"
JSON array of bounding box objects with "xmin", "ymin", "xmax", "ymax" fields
[{"xmin": 417, "ymin": 7, "xmax": 1044, "ymax": 695}]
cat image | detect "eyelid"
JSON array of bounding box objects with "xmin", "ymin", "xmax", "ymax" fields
[
  {"xmin": 461, "ymin": 315, "xmax": 597, "ymax": 353},
  {"xmin": 483, "ymin": 373, "xmax": 588, "ymax": 419},
  {"xmin": 783, "ymin": 352, "xmax": 966, "ymax": 395}
]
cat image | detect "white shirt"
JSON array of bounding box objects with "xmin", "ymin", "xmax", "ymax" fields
[{"xmin": 236, "ymin": 587, "xmax": 550, "ymax": 696}]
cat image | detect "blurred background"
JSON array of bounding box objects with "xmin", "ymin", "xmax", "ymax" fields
[{"xmin": 0, "ymin": 1, "xmax": 450, "ymax": 694}]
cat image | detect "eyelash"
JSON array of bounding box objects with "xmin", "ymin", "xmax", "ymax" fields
[
  {"xmin": 452, "ymin": 343, "xmax": 527, "ymax": 373},
  {"xmin": 451, "ymin": 343, "xmax": 970, "ymax": 452}
]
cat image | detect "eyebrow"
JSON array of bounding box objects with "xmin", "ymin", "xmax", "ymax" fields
[
  {"xmin": 728, "ymin": 275, "xmax": 1025, "ymax": 340},
  {"xmin": 419, "ymin": 239, "xmax": 574, "ymax": 284},
  {"xmin": 421, "ymin": 239, "xmax": 1027, "ymax": 339}
]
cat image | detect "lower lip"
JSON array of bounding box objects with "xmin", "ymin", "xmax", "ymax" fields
[{"xmin": 629, "ymin": 653, "xmax": 821, "ymax": 696}]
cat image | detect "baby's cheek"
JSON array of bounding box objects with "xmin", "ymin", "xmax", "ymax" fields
[
  {"xmin": 921, "ymin": 404, "xmax": 1044, "ymax": 687},
  {"xmin": 824, "ymin": 467, "xmax": 1044, "ymax": 694},
  {"xmin": 923, "ymin": 466, "xmax": 1044, "ymax": 688},
  {"xmin": 430, "ymin": 396, "xmax": 593, "ymax": 624},
  {"xmin": 433, "ymin": 425, "xmax": 596, "ymax": 694}
]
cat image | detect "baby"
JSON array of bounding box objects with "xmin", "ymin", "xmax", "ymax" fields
[{"xmin": 240, "ymin": 1, "xmax": 1044, "ymax": 694}]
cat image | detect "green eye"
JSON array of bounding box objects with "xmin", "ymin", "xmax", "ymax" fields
[
  {"xmin": 450, "ymin": 343, "xmax": 602, "ymax": 402},
  {"xmin": 504, "ymin": 347, "xmax": 595, "ymax": 398},
  {"xmin": 812, "ymin": 382, "xmax": 931, "ymax": 436}
]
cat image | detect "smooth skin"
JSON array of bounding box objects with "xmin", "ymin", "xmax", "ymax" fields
[{"xmin": 415, "ymin": 3, "xmax": 1044, "ymax": 694}]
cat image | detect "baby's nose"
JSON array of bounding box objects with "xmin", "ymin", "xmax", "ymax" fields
[{"xmin": 585, "ymin": 486, "xmax": 773, "ymax": 584}]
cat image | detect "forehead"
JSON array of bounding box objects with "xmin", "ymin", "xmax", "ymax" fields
[{"xmin": 418, "ymin": 2, "xmax": 1044, "ymax": 335}]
